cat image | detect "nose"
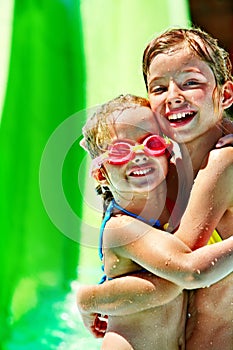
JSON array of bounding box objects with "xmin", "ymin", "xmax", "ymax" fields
[
  {"xmin": 131, "ymin": 152, "xmax": 149, "ymax": 165},
  {"xmin": 166, "ymin": 81, "xmax": 185, "ymax": 107}
]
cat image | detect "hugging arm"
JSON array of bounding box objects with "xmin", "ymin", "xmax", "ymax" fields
[
  {"xmin": 112, "ymin": 221, "xmax": 233, "ymax": 289},
  {"xmin": 77, "ymin": 148, "xmax": 233, "ymax": 327},
  {"xmin": 77, "ymin": 230, "xmax": 233, "ymax": 334},
  {"xmin": 77, "ymin": 272, "xmax": 182, "ymax": 337},
  {"xmin": 175, "ymin": 147, "xmax": 233, "ymax": 247},
  {"xmin": 112, "ymin": 148, "xmax": 233, "ymax": 289},
  {"xmin": 77, "ymin": 272, "xmax": 182, "ymax": 317}
]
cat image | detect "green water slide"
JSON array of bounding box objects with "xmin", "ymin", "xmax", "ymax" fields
[
  {"xmin": 0, "ymin": 0, "xmax": 86, "ymax": 345},
  {"xmin": 0, "ymin": 0, "xmax": 190, "ymax": 348}
]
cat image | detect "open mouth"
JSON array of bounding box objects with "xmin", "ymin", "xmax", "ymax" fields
[
  {"xmin": 129, "ymin": 167, "xmax": 154, "ymax": 177},
  {"xmin": 167, "ymin": 111, "xmax": 196, "ymax": 125}
]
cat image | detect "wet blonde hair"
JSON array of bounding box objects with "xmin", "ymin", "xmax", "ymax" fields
[{"xmin": 82, "ymin": 94, "xmax": 150, "ymax": 159}]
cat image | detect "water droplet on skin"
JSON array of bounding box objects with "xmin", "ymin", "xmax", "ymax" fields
[{"xmin": 165, "ymin": 258, "xmax": 171, "ymax": 266}]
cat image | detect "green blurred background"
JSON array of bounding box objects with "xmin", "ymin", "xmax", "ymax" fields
[{"xmin": 0, "ymin": 0, "xmax": 190, "ymax": 348}]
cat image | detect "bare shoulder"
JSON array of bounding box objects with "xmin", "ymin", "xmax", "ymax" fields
[
  {"xmin": 104, "ymin": 214, "xmax": 151, "ymax": 248},
  {"xmin": 200, "ymin": 147, "xmax": 233, "ymax": 178},
  {"xmin": 208, "ymin": 146, "xmax": 233, "ymax": 167},
  {"xmin": 193, "ymin": 147, "xmax": 233, "ymax": 206}
]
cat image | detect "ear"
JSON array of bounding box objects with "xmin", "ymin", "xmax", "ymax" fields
[
  {"xmin": 79, "ymin": 138, "xmax": 88, "ymax": 151},
  {"xmin": 92, "ymin": 168, "xmax": 109, "ymax": 185},
  {"xmin": 221, "ymin": 81, "xmax": 233, "ymax": 109}
]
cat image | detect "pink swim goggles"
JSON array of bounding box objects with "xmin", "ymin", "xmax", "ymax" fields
[{"xmin": 91, "ymin": 135, "xmax": 172, "ymax": 171}]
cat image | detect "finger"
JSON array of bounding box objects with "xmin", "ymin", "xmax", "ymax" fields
[{"xmin": 216, "ymin": 135, "xmax": 233, "ymax": 148}]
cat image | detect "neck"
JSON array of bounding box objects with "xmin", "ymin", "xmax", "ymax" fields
[
  {"xmin": 181, "ymin": 125, "xmax": 223, "ymax": 177},
  {"xmin": 113, "ymin": 180, "xmax": 167, "ymax": 224}
]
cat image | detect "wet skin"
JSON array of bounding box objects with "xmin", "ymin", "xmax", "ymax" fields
[{"xmin": 147, "ymin": 47, "xmax": 233, "ymax": 349}]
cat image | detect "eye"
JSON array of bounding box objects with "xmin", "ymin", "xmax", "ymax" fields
[
  {"xmin": 183, "ymin": 80, "xmax": 200, "ymax": 88},
  {"xmin": 149, "ymin": 85, "xmax": 167, "ymax": 94}
]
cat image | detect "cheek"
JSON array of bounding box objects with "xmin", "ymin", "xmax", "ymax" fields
[
  {"xmin": 198, "ymin": 94, "xmax": 217, "ymax": 117},
  {"xmin": 161, "ymin": 158, "xmax": 169, "ymax": 178},
  {"xmin": 148, "ymin": 94, "xmax": 162, "ymax": 112},
  {"xmin": 154, "ymin": 157, "xmax": 168, "ymax": 177},
  {"xmin": 192, "ymin": 86, "xmax": 215, "ymax": 104},
  {"xmin": 107, "ymin": 165, "xmax": 125, "ymax": 184}
]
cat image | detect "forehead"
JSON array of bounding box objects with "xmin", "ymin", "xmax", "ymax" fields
[
  {"xmin": 111, "ymin": 106, "xmax": 160, "ymax": 139},
  {"xmin": 148, "ymin": 47, "xmax": 215, "ymax": 82}
]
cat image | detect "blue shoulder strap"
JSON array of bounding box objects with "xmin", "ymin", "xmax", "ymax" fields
[
  {"xmin": 113, "ymin": 201, "xmax": 161, "ymax": 227},
  {"xmin": 98, "ymin": 200, "xmax": 115, "ymax": 261}
]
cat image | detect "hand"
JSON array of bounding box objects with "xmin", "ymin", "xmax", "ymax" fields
[
  {"xmin": 93, "ymin": 314, "xmax": 108, "ymax": 337},
  {"xmin": 80, "ymin": 312, "xmax": 108, "ymax": 338},
  {"xmin": 215, "ymin": 134, "xmax": 233, "ymax": 148}
]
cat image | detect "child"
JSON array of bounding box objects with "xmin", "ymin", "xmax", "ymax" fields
[
  {"xmin": 143, "ymin": 27, "xmax": 233, "ymax": 349},
  {"xmin": 77, "ymin": 94, "xmax": 233, "ymax": 350}
]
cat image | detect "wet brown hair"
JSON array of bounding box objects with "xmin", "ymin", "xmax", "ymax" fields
[{"xmin": 143, "ymin": 27, "xmax": 233, "ymax": 91}]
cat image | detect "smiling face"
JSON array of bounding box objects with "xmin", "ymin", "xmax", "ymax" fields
[
  {"xmin": 147, "ymin": 47, "xmax": 224, "ymax": 144},
  {"xmin": 99, "ymin": 106, "xmax": 169, "ymax": 198}
]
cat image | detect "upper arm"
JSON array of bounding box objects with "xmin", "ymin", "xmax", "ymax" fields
[
  {"xmin": 104, "ymin": 217, "xmax": 193, "ymax": 281},
  {"xmin": 175, "ymin": 147, "xmax": 233, "ymax": 249},
  {"xmin": 105, "ymin": 219, "xmax": 233, "ymax": 289}
]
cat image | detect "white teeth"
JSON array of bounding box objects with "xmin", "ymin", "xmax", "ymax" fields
[
  {"xmin": 132, "ymin": 168, "xmax": 151, "ymax": 176},
  {"xmin": 168, "ymin": 112, "xmax": 193, "ymax": 121}
]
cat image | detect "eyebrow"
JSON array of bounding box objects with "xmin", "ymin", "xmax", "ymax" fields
[
  {"xmin": 148, "ymin": 68, "xmax": 204, "ymax": 87},
  {"xmin": 182, "ymin": 67, "xmax": 202, "ymax": 74}
]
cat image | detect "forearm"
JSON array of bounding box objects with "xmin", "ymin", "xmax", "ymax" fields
[
  {"xmin": 118, "ymin": 228, "xmax": 233, "ymax": 289},
  {"xmin": 181, "ymin": 236, "xmax": 233, "ymax": 289},
  {"xmin": 77, "ymin": 273, "xmax": 182, "ymax": 316},
  {"xmin": 150, "ymin": 236, "xmax": 233, "ymax": 289}
]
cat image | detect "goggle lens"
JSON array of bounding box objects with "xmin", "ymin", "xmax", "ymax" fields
[
  {"xmin": 108, "ymin": 143, "xmax": 133, "ymax": 164},
  {"xmin": 145, "ymin": 136, "xmax": 165, "ymax": 151}
]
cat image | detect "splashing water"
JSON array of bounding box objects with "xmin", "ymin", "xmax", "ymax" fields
[{"xmin": 4, "ymin": 281, "xmax": 102, "ymax": 350}]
